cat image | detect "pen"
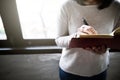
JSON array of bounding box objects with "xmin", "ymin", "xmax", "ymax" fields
[{"xmin": 82, "ymin": 18, "xmax": 89, "ymax": 25}]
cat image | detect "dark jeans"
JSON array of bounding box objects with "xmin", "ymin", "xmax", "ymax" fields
[{"xmin": 59, "ymin": 68, "xmax": 107, "ymax": 80}]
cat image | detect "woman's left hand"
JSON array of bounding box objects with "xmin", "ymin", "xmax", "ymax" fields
[{"xmin": 84, "ymin": 45, "xmax": 107, "ymax": 54}]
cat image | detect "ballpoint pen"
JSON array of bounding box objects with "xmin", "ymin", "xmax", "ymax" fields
[
  {"xmin": 76, "ymin": 18, "xmax": 89, "ymax": 38},
  {"xmin": 82, "ymin": 18, "xmax": 89, "ymax": 25}
]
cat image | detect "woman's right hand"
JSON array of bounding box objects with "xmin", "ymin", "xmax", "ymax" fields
[{"xmin": 77, "ymin": 25, "xmax": 97, "ymax": 37}]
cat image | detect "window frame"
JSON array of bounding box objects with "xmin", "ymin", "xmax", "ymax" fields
[{"xmin": 0, "ymin": 0, "xmax": 56, "ymax": 48}]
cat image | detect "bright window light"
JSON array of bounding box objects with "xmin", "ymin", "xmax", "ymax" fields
[
  {"xmin": 16, "ymin": 0, "xmax": 61, "ymax": 39},
  {"xmin": 0, "ymin": 15, "xmax": 7, "ymax": 40}
]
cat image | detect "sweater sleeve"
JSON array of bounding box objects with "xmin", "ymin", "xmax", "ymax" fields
[
  {"xmin": 55, "ymin": 33, "xmax": 76, "ymax": 48},
  {"xmin": 55, "ymin": 4, "xmax": 76, "ymax": 48}
]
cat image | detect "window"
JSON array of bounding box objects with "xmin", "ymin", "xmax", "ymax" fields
[
  {"xmin": 16, "ymin": 0, "xmax": 59, "ymax": 39},
  {"xmin": 0, "ymin": 0, "xmax": 59, "ymax": 48},
  {"xmin": 0, "ymin": 0, "xmax": 62, "ymax": 53},
  {"xmin": 0, "ymin": 15, "xmax": 7, "ymax": 40}
]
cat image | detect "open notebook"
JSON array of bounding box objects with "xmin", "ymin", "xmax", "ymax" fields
[{"xmin": 69, "ymin": 27, "xmax": 120, "ymax": 50}]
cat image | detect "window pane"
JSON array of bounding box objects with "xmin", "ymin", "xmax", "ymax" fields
[
  {"xmin": 0, "ymin": 15, "xmax": 7, "ymax": 40},
  {"xmin": 16, "ymin": 0, "xmax": 59, "ymax": 39}
]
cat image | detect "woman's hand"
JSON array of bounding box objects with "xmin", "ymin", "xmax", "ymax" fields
[
  {"xmin": 84, "ymin": 45, "xmax": 107, "ymax": 54},
  {"xmin": 77, "ymin": 25, "xmax": 97, "ymax": 36},
  {"xmin": 77, "ymin": 25, "xmax": 107, "ymax": 54}
]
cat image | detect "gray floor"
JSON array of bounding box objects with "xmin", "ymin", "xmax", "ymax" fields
[{"xmin": 0, "ymin": 52, "xmax": 120, "ymax": 80}]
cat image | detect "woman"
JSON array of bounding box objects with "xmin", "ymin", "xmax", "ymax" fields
[{"xmin": 55, "ymin": 0, "xmax": 119, "ymax": 80}]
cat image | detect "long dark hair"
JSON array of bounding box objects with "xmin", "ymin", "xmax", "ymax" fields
[{"xmin": 98, "ymin": 0, "xmax": 114, "ymax": 10}]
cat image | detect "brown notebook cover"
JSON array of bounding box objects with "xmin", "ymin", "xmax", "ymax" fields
[
  {"xmin": 69, "ymin": 36, "xmax": 120, "ymax": 50},
  {"xmin": 69, "ymin": 27, "xmax": 120, "ymax": 49}
]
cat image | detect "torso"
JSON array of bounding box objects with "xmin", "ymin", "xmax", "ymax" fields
[{"xmin": 59, "ymin": 0, "xmax": 119, "ymax": 76}]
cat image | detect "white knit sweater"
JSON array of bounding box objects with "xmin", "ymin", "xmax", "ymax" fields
[{"xmin": 55, "ymin": 0, "xmax": 119, "ymax": 76}]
